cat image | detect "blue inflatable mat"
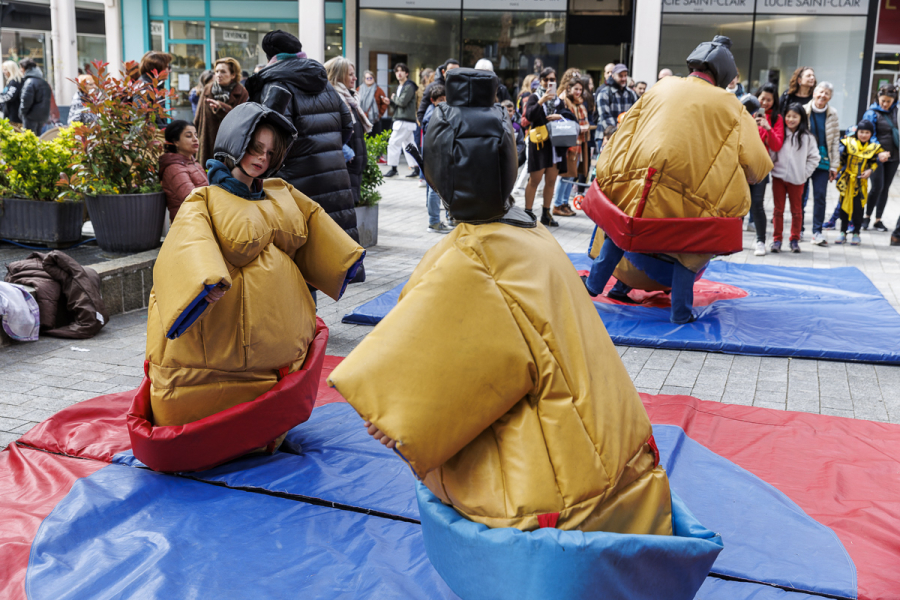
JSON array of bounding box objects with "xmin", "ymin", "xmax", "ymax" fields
[
  {"xmin": 114, "ymin": 403, "xmax": 855, "ymax": 598},
  {"xmin": 26, "ymin": 463, "xmax": 458, "ymax": 600},
  {"xmin": 345, "ymin": 253, "xmax": 900, "ymax": 364},
  {"xmin": 112, "ymin": 403, "xmax": 420, "ymax": 520}
]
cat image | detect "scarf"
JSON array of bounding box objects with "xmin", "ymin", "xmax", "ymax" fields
[
  {"xmin": 210, "ymin": 80, "xmax": 236, "ymax": 103},
  {"xmin": 359, "ymin": 83, "xmax": 379, "ymax": 125},
  {"xmin": 335, "ymin": 82, "xmax": 372, "ymax": 133},
  {"xmin": 268, "ymin": 52, "xmax": 309, "ymax": 66},
  {"xmin": 810, "ymin": 102, "xmax": 828, "ymax": 113},
  {"xmin": 206, "ymin": 159, "xmax": 265, "ymax": 200}
]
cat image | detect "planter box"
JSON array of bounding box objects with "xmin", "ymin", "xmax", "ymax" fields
[
  {"xmin": 355, "ymin": 205, "xmax": 379, "ymax": 248},
  {"xmin": 85, "ymin": 192, "xmax": 166, "ymax": 253},
  {"xmin": 0, "ymin": 198, "xmax": 83, "ymax": 248}
]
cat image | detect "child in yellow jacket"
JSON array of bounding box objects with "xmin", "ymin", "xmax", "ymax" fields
[{"xmin": 834, "ymin": 120, "xmax": 885, "ymax": 245}]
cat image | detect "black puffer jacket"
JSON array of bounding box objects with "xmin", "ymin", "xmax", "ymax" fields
[
  {"xmin": 0, "ymin": 78, "xmax": 24, "ymax": 124},
  {"xmin": 19, "ymin": 68, "xmax": 51, "ymax": 125},
  {"xmin": 246, "ymin": 58, "xmax": 358, "ymax": 242}
]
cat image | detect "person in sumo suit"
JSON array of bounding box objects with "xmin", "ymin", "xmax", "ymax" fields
[
  {"xmin": 145, "ymin": 102, "xmax": 365, "ymax": 442},
  {"xmin": 583, "ymin": 36, "xmax": 772, "ymax": 323},
  {"xmin": 328, "ymin": 68, "xmax": 673, "ymax": 535}
]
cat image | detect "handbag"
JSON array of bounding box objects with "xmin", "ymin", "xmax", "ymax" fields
[
  {"xmin": 529, "ymin": 124, "xmax": 550, "ymax": 149},
  {"xmin": 548, "ymin": 119, "xmax": 580, "ymax": 148}
]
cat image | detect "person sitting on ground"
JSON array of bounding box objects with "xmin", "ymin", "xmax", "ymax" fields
[
  {"xmin": 583, "ymin": 36, "xmax": 771, "ymax": 324},
  {"xmin": 159, "ymin": 119, "xmax": 208, "ymax": 222},
  {"xmin": 833, "ymin": 120, "xmax": 885, "ymax": 246},
  {"xmin": 146, "ymin": 103, "xmax": 364, "ymax": 441},
  {"xmin": 328, "ymin": 68, "xmax": 674, "ymax": 536}
]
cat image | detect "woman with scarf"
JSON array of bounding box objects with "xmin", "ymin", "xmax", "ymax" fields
[
  {"xmin": 357, "ymin": 70, "xmax": 387, "ymax": 136},
  {"xmin": 195, "ymin": 57, "xmax": 249, "ymax": 167},
  {"xmin": 325, "ymin": 56, "xmax": 372, "ymax": 206}
]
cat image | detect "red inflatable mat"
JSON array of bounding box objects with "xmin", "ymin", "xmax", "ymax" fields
[{"xmin": 642, "ymin": 393, "xmax": 900, "ymax": 600}]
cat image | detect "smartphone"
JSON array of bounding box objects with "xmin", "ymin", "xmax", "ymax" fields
[
  {"xmin": 548, "ymin": 82, "xmax": 556, "ymax": 95},
  {"xmin": 756, "ymin": 108, "xmax": 766, "ymax": 118}
]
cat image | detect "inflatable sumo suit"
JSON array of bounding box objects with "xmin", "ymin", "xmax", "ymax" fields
[
  {"xmin": 583, "ymin": 36, "xmax": 772, "ymax": 323},
  {"xmin": 131, "ymin": 102, "xmax": 365, "ymax": 472},
  {"xmin": 329, "ymin": 69, "xmax": 722, "ymax": 599}
]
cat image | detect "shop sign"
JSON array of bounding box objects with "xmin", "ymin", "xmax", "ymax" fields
[
  {"xmin": 223, "ymin": 31, "xmax": 250, "ymax": 43},
  {"xmin": 878, "ymin": 0, "xmax": 900, "ymax": 43},
  {"xmin": 754, "ymin": 0, "xmax": 868, "ymax": 14},
  {"xmin": 360, "ymin": 0, "xmax": 462, "ymax": 8},
  {"xmin": 462, "ymin": 0, "xmax": 567, "ymax": 8},
  {"xmin": 662, "ymin": 0, "xmax": 753, "ymax": 13},
  {"xmin": 150, "ymin": 22, "xmax": 164, "ymax": 36}
]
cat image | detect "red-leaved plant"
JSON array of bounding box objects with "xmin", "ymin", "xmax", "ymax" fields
[{"xmin": 59, "ymin": 60, "xmax": 176, "ymax": 196}]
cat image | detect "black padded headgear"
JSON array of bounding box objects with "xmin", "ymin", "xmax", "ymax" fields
[
  {"xmin": 213, "ymin": 102, "xmax": 297, "ymax": 178},
  {"xmin": 855, "ymin": 120, "xmax": 875, "ymax": 133},
  {"xmin": 740, "ymin": 93, "xmax": 760, "ymax": 116},
  {"xmin": 686, "ymin": 36, "xmax": 738, "ymax": 89},
  {"xmin": 423, "ymin": 68, "xmax": 530, "ymax": 226}
]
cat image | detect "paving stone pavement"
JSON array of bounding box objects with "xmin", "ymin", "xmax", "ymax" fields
[{"xmin": 1, "ymin": 166, "xmax": 899, "ymax": 448}]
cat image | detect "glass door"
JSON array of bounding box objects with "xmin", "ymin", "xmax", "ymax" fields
[{"xmin": 167, "ymin": 21, "xmax": 209, "ymax": 122}]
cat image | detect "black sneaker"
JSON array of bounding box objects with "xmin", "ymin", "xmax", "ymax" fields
[
  {"xmin": 873, "ymin": 220, "xmax": 888, "ymax": 232},
  {"xmin": 861, "ymin": 217, "xmax": 870, "ymax": 230},
  {"xmin": 608, "ymin": 290, "xmax": 639, "ymax": 304},
  {"xmin": 770, "ymin": 240, "xmax": 782, "ymax": 253},
  {"xmin": 541, "ymin": 207, "xmax": 559, "ymax": 227},
  {"xmin": 384, "ymin": 167, "xmax": 398, "ymax": 178},
  {"xmin": 406, "ymin": 167, "xmax": 421, "ymax": 178},
  {"xmin": 790, "ymin": 239, "xmax": 800, "ymax": 253}
]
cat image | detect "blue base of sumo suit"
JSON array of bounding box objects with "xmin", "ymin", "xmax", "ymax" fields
[
  {"xmin": 343, "ymin": 253, "xmax": 900, "ymax": 364},
  {"xmin": 417, "ymin": 485, "xmax": 722, "ymax": 600},
  {"xmin": 25, "ymin": 403, "xmax": 854, "ymax": 599}
]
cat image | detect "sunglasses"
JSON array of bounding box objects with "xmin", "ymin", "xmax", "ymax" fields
[{"xmin": 546, "ymin": 78, "xmax": 556, "ymax": 82}]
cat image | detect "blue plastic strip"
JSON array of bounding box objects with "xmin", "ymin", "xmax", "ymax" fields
[
  {"xmin": 26, "ymin": 464, "xmax": 458, "ymax": 600},
  {"xmin": 417, "ymin": 485, "xmax": 722, "ymax": 600},
  {"xmin": 111, "ymin": 404, "xmax": 856, "ymax": 597},
  {"xmin": 165, "ymin": 283, "xmax": 215, "ymax": 339},
  {"xmin": 342, "ymin": 252, "xmax": 900, "ymax": 364},
  {"xmin": 338, "ymin": 251, "xmax": 366, "ymax": 299}
]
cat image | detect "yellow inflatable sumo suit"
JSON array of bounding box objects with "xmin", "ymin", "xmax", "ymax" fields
[
  {"xmin": 329, "ymin": 68, "xmax": 672, "ymax": 535},
  {"xmin": 146, "ymin": 103, "xmax": 364, "ymax": 428}
]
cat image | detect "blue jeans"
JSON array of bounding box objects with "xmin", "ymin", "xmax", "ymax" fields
[
  {"xmin": 426, "ymin": 184, "xmax": 441, "ymax": 226},
  {"xmin": 809, "ymin": 168, "xmax": 830, "ymax": 234},
  {"xmin": 586, "ymin": 238, "xmax": 695, "ymax": 324},
  {"xmin": 553, "ymin": 178, "xmax": 574, "ymax": 207}
]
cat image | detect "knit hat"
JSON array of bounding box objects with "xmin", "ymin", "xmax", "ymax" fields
[
  {"xmin": 261, "ymin": 30, "xmax": 303, "ymax": 60},
  {"xmin": 855, "ymin": 120, "xmax": 875, "ymax": 133}
]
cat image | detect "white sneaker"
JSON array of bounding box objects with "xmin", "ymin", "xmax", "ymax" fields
[
  {"xmin": 418, "ymin": 179, "xmax": 426, "ymax": 188},
  {"xmin": 812, "ymin": 232, "xmax": 828, "ymax": 246},
  {"xmin": 754, "ymin": 241, "xmax": 766, "ymax": 256},
  {"xmin": 799, "ymin": 231, "xmax": 806, "ymax": 242}
]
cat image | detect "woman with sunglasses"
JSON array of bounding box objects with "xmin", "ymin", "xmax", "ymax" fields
[
  {"xmin": 524, "ymin": 67, "xmax": 565, "ymax": 227},
  {"xmin": 358, "ymin": 70, "xmax": 387, "ymax": 136}
]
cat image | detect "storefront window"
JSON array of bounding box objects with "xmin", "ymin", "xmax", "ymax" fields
[
  {"xmin": 170, "ymin": 21, "xmax": 206, "ymax": 41},
  {"xmin": 462, "ymin": 11, "xmax": 565, "ymax": 96},
  {"xmin": 1, "ymin": 29, "xmax": 54, "ymax": 91},
  {"xmin": 151, "ymin": 21, "xmax": 164, "ymax": 52},
  {"xmin": 77, "ymin": 35, "xmax": 107, "ymax": 74},
  {"xmin": 752, "ymin": 15, "xmax": 866, "ymax": 127},
  {"xmin": 210, "ymin": 21, "xmax": 300, "ymax": 77},
  {"xmin": 871, "ymin": 53, "xmax": 900, "ymax": 101},
  {"xmin": 359, "ymin": 9, "xmax": 460, "ymax": 99},
  {"xmin": 658, "ymin": 14, "xmax": 752, "ymax": 87},
  {"xmin": 325, "ymin": 23, "xmax": 344, "ymax": 63},
  {"xmin": 168, "ymin": 43, "xmax": 206, "ymax": 122}
]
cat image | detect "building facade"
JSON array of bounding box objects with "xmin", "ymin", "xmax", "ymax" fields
[{"xmin": 0, "ymin": 0, "xmax": 894, "ymax": 126}]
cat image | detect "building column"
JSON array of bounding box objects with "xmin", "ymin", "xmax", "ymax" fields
[
  {"xmin": 299, "ymin": 0, "xmax": 325, "ymax": 63},
  {"xmin": 104, "ymin": 0, "xmax": 124, "ymax": 75},
  {"xmin": 632, "ymin": 0, "xmax": 662, "ymax": 86},
  {"xmin": 50, "ymin": 0, "xmax": 79, "ymax": 105},
  {"xmin": 345, "ymin": 0, "xmax": 357, "ymax": 66}
]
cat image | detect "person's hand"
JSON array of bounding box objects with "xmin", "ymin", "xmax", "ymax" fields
[
  {"xmin": 379, "ymin": 95, "xmax": 390, "ymax": 105},
  {"xmin": 205, "ymin": 283, "xmax": 227, "ymax": 303},
  {"xmin": 878, "ymin": 151, "xmax": 890, "ymax": 163},
  {"xmin": 861, "ymin": 169, "xmax": 873, "ymax": 179},
  {"xmin": 829, "ymin": 169, "xmax": 837, "ymax": 182},
  {"xmin": 364, "ymin": 420, "xmax": 396, "ymax": 449},
  {"xmin": 539, "ymin": 91, "xmax": 555, "ymax": 104},
  {"xmin": 756, "ymin": 116, "xmax": 771, "ymax": 131},
  {"xmin": 547, "ymin": 114, "xmax": 563, "ymax": 121}
]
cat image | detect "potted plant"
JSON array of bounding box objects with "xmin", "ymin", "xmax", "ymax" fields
[
  {"xmin": 60, "ymin": 61, "xmax": 175, "ymax": 253},
  {"xmin": 356, "ymin": 131, "xmax": 389, "ymax": 248},
  {"xmin": 0, "ymin": 118, "xmax": 83, "ymax": 247}
]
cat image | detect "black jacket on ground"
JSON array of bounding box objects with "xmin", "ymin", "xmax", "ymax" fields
[
  {"xmin": 246, "ymin": 57, "xmax": 358, "ymax": 241},
  {"xmin": 19, "ymin": 69, "xmax": 51, "ymax": 126},
  {"xmin": 0, "ymin": 78, "xmax": 24, "ymax": 124}
]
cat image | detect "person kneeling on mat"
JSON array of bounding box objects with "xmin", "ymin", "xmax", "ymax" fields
[
  {"xmin": 328, "ymin": 68, "xmax": 673, "ymax": 536},
  {"xmin": 583, "ymin": 36, "xmax": 772, "ymax": 324},
  {"xmin": 144, "ymin": 102, "xmax": 364, "ymax": 453}
]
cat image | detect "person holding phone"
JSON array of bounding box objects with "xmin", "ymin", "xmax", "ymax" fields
[
  {"xmin": 747, "ymin": 83, "xmax": 784, "ymax": 256},
  {"xmin": 524, "ymin": 67, "xmax": 565, "ymax": 227}
]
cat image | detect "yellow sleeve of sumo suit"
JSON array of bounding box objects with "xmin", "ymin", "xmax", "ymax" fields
[
  {"xmin": 279, "ymin": 182, "xmax": 365, "ymax": 301},
  {"xmin": 327, "ymin": 245, "xmax": 535, "ymax": 479},
  {"xmin": 152, "ymin": 189, "xmax": 232, "ymax": 337}
]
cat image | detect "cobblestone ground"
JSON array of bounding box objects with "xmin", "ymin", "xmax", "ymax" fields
[{"xmin": 1, "ymin": 167, "xmax": 899, "ymax": 448}]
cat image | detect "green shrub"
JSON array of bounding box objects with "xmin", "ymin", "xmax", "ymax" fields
[
  {"xmin": 0, "ymin": 119, "xmax": 79, "ymax": 201},
  {"xmin": 360, "ymin": 131, "xmax": 390, "ymax": 207}
]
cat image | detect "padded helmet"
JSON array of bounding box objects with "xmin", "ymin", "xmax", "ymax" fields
[
  {"xmin": 740, "ymin": 93, "xmax": 760, "ymax": 116},
  {"xmin": 212, "ymin": 102, "xmax": 297, "ymax": 178},
  {"xmin": 686, "ymin": 36, "xmax": 738, "ymax": 89},
  {"xmin": 423, "ymin": 68, "xmax": 527, "ymax": 225}
]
